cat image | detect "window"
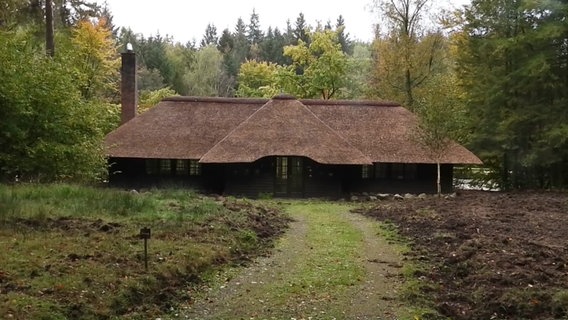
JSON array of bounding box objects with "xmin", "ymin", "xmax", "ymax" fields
[
  {"xmin": 160, "ymin": 159, "xmax": 171, "ymax": 174},
  {"xmin": 189, "ymin": 160, "xmax": 201, "ymax": 176},
  {"xmin": 361, "ymin": 165, "xmax": 372, "ymax": 179},
  {"xmin": 276, "ymin": 157, "xmax": 288, "ymax": 180},
  {"xmin": 176, "ymin": 160, "xmax": 188, "ymax": 175}
]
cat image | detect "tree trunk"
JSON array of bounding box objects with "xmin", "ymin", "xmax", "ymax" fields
[
  {"xmin": 45, "ymin": 0, "xmax": 55, "ymax": 57},
  {"xmin": 437, "ymin": 161, "xmax": 441, "ymax": 197},
  {"xmin": 405, "ymin": 67, "xmax": 413, "ymax": 108}
]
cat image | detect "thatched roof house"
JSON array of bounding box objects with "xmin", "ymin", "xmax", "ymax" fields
[
  {"xmin": 105, "ymin": 49, "xmax": 481, "ymax": 197},
  {"xmin": 105, "ymin": 94, "xmax": 481, "ymax": 197}
]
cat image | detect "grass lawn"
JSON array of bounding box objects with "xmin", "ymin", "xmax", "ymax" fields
[{"xmin": 0, "ymin": 184, "xmax": 290, "ymax": 319}]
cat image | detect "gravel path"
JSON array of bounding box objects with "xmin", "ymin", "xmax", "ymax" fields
[
  {"xmin": 342, "ymin": 212, "xmax": 406, "ymax": 319},
  {"xmin": 180, "ymin": 202, "xmax": 407, "ymax": 320}
]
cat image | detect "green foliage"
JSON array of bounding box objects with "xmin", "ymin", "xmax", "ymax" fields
[
  {"xmin": 456, "ymin": 0, "xmax": 568, "ymax": 189},
  {"xmin": 138, "ymin": 87, "xmax": 178, "ymax": 113},
  {"xmin": 293, "ymin": 13, "xmax": 311, "ymax": 45},
  {"xmin": 287, "ymin": 30, "xmax": 348, "ymax": 99},
  {"xmin": 371, "ymin": 0, "xmax": 447, "ymax": 109},
  {"xmin": 343, "ymin": 43, "xmax": 373, "ymax": 99},
  {"xmin": 165, "ymin": 42, "xmax": 196, "ymax": 95},
  {"xmin": 0, "ymin": 184, "xmax": 153, "ymax": 220},
  {"xmin": 67, "ymin": 18, "xmax": 119, "ymax": 101},
  {"xmin": 201, "ymin": 23, "xmax": 218, "ymax": 47},
  {"xmin": 137, "ymin": 33, "xmax": 176, "ymax": 88},
  {"xmin": 0, "ymin": 0, "xmax": 101, "ymax": 30},
  {"xmin": 110, "ymin": 10, "xmax": 364, "ymax": 100},
  {"xmin": 184, "ymin": 45, "xmax": 231, "ymax": 96},
  {"xmin": 0, "ymin": 184, "xmax": 289, "ymax": 319},
  {"xmin": 247, "ymin": 9, "xmax": 264, "ymax": 46},
  {"xmin": 415, "ymin": 73, "xmax": 469, "ymax": 153},
  {"xmin": 260, "ymin": 27, "xmax": 289, "ymax": 64},
  {"xmin": 237, "ymin": 30, "xmax": 348, "ymax": 99},
  {"xmin": 236, "ymin": 60, "xmax": 279, "ymax": 98},
  {"xmin": 414, "ymin": 73, "xmax": 469, "ymax": 195},
  {"xmin": 0, "ymin": 30, "xmax": 107, "ymax": 182}
]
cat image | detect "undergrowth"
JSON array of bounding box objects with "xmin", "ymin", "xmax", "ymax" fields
[{"xmin": 0, "ymin": 183, "xmax": 290, "ymax": 319}]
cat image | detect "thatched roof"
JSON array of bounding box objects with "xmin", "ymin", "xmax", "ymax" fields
[
  {"xmin": 104, "ymin": 95, "xmax": 482, "ymax": 165},
  {"xmin": 200, "ymin": 96, "xmax": 372, "ymax": 164},
  {"xmin": 304, "ymin": 100, "xmax": 482, "ymax": 164},
  {"xmin": 105, "ymin": 97, "xmax": 264, "ymax": 159}
]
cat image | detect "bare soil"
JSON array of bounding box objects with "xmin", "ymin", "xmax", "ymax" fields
[{"xmin": 357, "ymin": 191, "xmax": 568, "ymax": 320}]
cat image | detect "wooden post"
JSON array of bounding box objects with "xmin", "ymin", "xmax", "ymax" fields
[{"xmin": 139, "ymin": 227, "xmax": 151, "ymax": 271}]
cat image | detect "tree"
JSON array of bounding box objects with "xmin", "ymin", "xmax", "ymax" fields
[
  {"xmin": 218, "ymin": 28, "xmax": 234, "ymax": 53},
  {"xmin": 138, "ymin": 87, "xmax": 177, "ymax": 113},
  {"xmin": 237, "ymin": 30, "xmax": 348, "ymax": 100},
  {"xmin": 336, "ymin": 15, "xmax": 352, "ymax": 54},
  {"xmin": 236, "ymin": 60, "xmax": 279, "ymax": 98},
  {"xmin": 55, "ymin": 0, "xmax": 99, "ymax": 27},
  {"xmin": 99, "ymin": 2, "xmax": 119, "ymax": 37},
  {"xmin": 293, "ymin": 13, "xmax": 310, "ymax": 45},
  {"xmin": 283, "ymin": 30, "xmax": 348, "ymax": 99},
  {"xmin": 184, "ymin": 45, "xmax": 231, "ymax": 96},
  {"xmin": 344, "ymin": 42, "xmax": 373, "ymax": 99},
  {"xmin": 371, "ymin": 0, "xmax": 445, "ymax": 109},
  {"xmin": 165, "ymin": 42, "xmax": 195, "ymax": 95},
  {"xmin": 222, "ymin": 18, "xmax": 249, "ymax": 79},
  {"xmin": 455, "ymin": 0, "xmax": 568, "ymax": 189},
  {"xmin": 247, "ymin": 9, "xmax": 263, "ymax": 45},
  {"xmin": 414, "ymin": 73, "xmax": 468, "ymax": 196},
  {"xmin": 0, "ymin": 30, "xmax": 108, "ymax": 182},
  {"xmin": 0, "ymin": 0, "xmax": 100, "ymax": 29},
  {"xmin": 137, "ymin": 66, "xmax": 166, "ymax": 92},
  {"xmin": 68, "ymin": 18, "xmax": 119, "ymax": 101},
  {"xmin": 137, "ymin": 33, "xmax": 175, "ymax": 89},
  {"xmin": 201, "ymin": 23, "xmax": 218, "ymax": 47},
  {"xmin": 45, "ymin": 0, "xmax": 54, "ymax": 56}
]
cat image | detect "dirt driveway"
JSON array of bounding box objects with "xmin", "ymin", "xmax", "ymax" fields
[{"xmin": 182, "ymin": 202, "xmax": 411, "ymax": 319}]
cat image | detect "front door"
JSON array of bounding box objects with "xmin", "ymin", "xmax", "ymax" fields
[{"xmin": 275, "ymin": 156, "xmax": 304, "ymax": 197}]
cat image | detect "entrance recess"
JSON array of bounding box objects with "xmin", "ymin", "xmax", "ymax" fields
[{"xmin": 275, "ymin": 156, "xmax": 304, "ymax": 197}]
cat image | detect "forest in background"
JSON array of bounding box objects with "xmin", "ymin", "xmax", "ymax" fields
[{"xmin": 0, "ymin": 0, "xmax": 567, "ymax": 189}]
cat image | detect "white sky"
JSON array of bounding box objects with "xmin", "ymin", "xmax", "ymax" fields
[{"xmin": 102, "ymin": 0, "xmax": 470, "ymax": 45}]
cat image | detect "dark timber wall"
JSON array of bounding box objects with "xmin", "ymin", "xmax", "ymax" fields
[
  {"xmin": 108, "ymin": 157, "xmax": 454, "ymax": 196},
  {"xmin": 223, "ymin": 158, "xmax": 275, "ymax": 197}
]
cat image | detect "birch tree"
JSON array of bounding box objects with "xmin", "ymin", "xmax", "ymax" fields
[{"xmin": 414, "ymin": 73, "xmax": 468, "ymax": 196}]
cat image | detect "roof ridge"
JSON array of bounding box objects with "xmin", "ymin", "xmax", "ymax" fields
[
  {"xmin": 300, "ymin": 98, "xmax": 399, "ymax": 107},
  {"xmin": 199, "ymin": 97, "xmax": 373, "ymax": 164},
  {"xmin": 301, "ymin": 102, "xmax": 373, "ymax": 163},
  {"xmin": 163, "ymin": 96, "xmax": 268, "ymax": 104},
  {"xmin": 199, "ymin": 99, "xmax": 270, "ymax": 162}
]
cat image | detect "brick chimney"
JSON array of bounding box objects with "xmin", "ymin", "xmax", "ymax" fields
[{"xmin": 121, "ymin": 43, "xmax": 137, "ymax": 124}]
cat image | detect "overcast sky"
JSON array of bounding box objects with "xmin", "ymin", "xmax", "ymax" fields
[{"xmin": 102, "ymin": 0, "xmax": 470, "ymax": 45}]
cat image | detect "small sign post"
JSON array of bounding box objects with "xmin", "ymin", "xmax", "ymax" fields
[{"xmin": 139, "ymin": 227, "xmax": 151, "ymax": 271}]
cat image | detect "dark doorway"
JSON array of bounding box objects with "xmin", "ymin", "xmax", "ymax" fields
[{"xmin": 275, "ymin": 156, "xmax": 304, "ymax": 197}]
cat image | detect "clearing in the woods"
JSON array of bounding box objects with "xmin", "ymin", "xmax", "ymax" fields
[
  {"xmin": 183, "ymin": 202, "xmax": 415, "ymax": 320},
  {"xmin": 8, "ymin": 187, "xmax": 563, "ymax": 320}
]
